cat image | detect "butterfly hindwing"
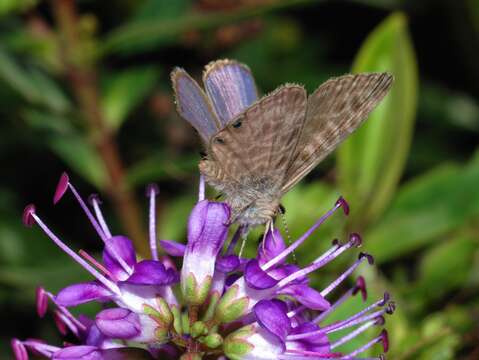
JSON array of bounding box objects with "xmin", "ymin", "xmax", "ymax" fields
[
  {"xmin": 282, "ymin": 72, "xmax": 394, "ymax": 193},
  {"xmin": 208, "ymin": 85, "xmax": 307, "ymax": 185},
  {"xmin": 203, "ymin": 59, "xmax": 259, "ymax": 124},
  {"xmin": 171, "ymin": 68, "xmax": 222, "ymax": 143}
]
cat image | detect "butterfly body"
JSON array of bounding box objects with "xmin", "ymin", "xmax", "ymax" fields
[
  {"xmin": 172, "ymin": 59, "xmax": 393, "ymax": 228},
  {"xmin": 201, "ymin": 159, "xmax": 281, "ymax": 225}
]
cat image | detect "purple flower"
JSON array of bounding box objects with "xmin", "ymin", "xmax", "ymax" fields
[
  {"xmin": 12, "ymin": 61, "xmax": 394, "ymax": 359},
  {"xmin": 13, "ymin": 172, "xmax": 393, "ymax": 359},
  {"xmin": 181, "ymin": 200, "xmax": 230, "ymax": 305}
]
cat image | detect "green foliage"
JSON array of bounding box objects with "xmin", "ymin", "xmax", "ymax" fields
[
  {"xmin": 101, "ymin": 66, "xmax": 161, "ymax": 130},
  {"xmin": 366, "ymin": 151, "xmax": 479, "ymax": 263},
  {"xmin": 338, "ymin": 12, "xmax": 418, "ymax": 226},
  {"xmin": 0, "ymin": 1, "xmax": 477, "ymax": 358}
]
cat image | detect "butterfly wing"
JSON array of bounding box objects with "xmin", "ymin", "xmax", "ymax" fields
[
  {"xmin": 203, "ymin": 59, "xmax": 259, "ymax": 124},
  {"xmin": 281, "ymin": 72, "xmax": 393, "ymax": 193},
  {"xmin": 206, "ymin": 85, "xmax": 307, "ymax": 186},
  {"xmin": 172, "ymin": 60, "xmax": 259, "ymax": 144},
  {"xmin": 171, "ymin": 68, "xmax": 222, "ymax": 143}
]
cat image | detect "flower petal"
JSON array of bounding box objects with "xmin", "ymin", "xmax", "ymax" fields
[
  {"xmin": 126, "ymin": 260, "xmax": 178, "ymax": 286},
  {"xmin": 279, "ymin": 284, "xmax": 330, "ymax": 311},
  {"xmin": 203, "ymin": 59, "xmax": 258, "ymax": 124},
  {"xmin": 53, "ymin": 345, "xmax": 102, "ymax": 360},
  {"xmin": 216, "ymin": 255, "xmax": 240, "ymax": 273},
  {"xmin": 254, "ymin": 299, "xmax": 291, "ymax": 342},
  {"xmin": 159, "ymin": 240, "xmax": 186, "ymax": 257},
  {"xmin": 103, "ymin": 236, "xmax": 137, "ymax": 281},
  {"xmin": 187, "ymin": 201, "xmax": 230, "ymax": 254},
  {"xmin": 245, "ymin": 260, "xmax": 278, "ymax": 290},
  {"xmin": 96, "ymin": 308, "xmax": 140, "ymax": 339},
  {"xmin": 181, "ymin": 201, "xmax": 230, "ymax": 299},
  {"xmin": 257, "ymin": 229, "xmax": 286, "ymax": 266},
  {"xmin": 56, "ymin": 282, "xmax": 112, "ymax": 307}
]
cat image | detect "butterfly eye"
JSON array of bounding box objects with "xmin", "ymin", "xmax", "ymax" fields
[
  {"xmin": 215, "ymin": 137, "xmax": 225, "ymax": 144},
  {"xmin": 232, "ymin": 120, "xmax": 242, "ymax": 129}
]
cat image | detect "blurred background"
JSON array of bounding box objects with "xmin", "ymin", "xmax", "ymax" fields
[{"xmin": 0, "ymin": 0, "xmax": 478, "ymax": 358}]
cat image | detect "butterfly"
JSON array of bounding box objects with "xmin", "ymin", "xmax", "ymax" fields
[{"xmin": 171, "ymin": 59, "xmax": 393, "ymax": 231}]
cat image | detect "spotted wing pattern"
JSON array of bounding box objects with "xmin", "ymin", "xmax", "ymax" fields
[
  {"xmin": 281, "ymin": 72, "xmax": 393, "ymax": 193},
  {"xmin": 207, "ymin": 85, "xmax": 307, "ymax": 185}
]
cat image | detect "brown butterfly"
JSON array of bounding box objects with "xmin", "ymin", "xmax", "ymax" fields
[{"xmin": 171, "ymin": 59, "xmax": 393, "ymax": 231}]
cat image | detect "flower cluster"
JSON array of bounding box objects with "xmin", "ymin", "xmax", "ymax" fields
[{"xmin": 12, "ymin": 173, "xmax": 394, "ymax": 359}]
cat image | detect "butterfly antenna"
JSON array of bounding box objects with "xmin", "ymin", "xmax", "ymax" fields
[{"xmin": 280, "ymin": 208, "xmax": 296, "ymax": 264}]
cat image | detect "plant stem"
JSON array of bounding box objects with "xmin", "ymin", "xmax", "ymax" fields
[{"xmin": 52, "ymin": 0, "xmax": 148, "ymax": 256}]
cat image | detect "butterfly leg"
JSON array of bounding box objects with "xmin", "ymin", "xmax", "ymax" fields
[
  {"xmin": 260, "ymin": 219, "xmax": 276, "ymax": 255},
  {"xmin": 238, "ymin": 230, "xmax": 249, "ymax": 258}
]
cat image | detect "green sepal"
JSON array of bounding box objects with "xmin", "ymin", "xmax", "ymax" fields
[
  {"xmin": 142, "ymin": 297, "xmax": 173, "ymax": 327},
  {"xmin": 215, "ymin": 285, "xmax": 249, "ymax": 323},
  {"xmin": 191, "ymin": 321, "xmax": 208, "ymax": 338},
  {"xmin": 171, "ymin": 305, "xmax": 183, "ymax": 335},
  {"xmin": 201, "ymin": 291, "xmax": 221, "ymax": 322},
  {"xmin": 204, "ymin": 333, "xmax": 223, "ymax": 349},
  {"xmin": 223, "ymin": 326, "xmax": 255, "ymax": 360},
  {"xmin": 182, "ymin": 273, "xmax": 213, "ymax": 306},
  {"xmin": 181, "ymin": 310, "xmax": 190, "ymax": 335}
]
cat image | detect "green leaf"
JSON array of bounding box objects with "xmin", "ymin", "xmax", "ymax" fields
[
  {"xmin": 0, "ymin": 49, "xmax": 71, "ymax": 113},
  {"xmin": 0, "ymin": 0, "xmax": 37, "ymax": 16},
  {"xmin": 416, "ymin": 236, "xmax": 477, "ymax": 301},
  {"xmin": 48, "ymin": 134, "xmax": 107, "ymax": 189},
  {"xmin": 365, "ymin": 151, "xmax": 479, "ymax": 263},
  {"xmin": 133, "ymin": 0, "xmax": 191, "ymax": 22},
  {"xmin": 126, "ymin": 151, "xmax": 198, "ymax": 187},
  {"xmin": 158, "ymin": 194, "xmax": 195, "ymax": 241},
  {"xmin": 337, "ymin": 12, "xmax": 418, "ymax": 226},
  {"xmin": 101, "ymin": 67, "xmax": 160, "ymax": 130},
  {"xmin": 101, "ymin": 0, "xmax": 318, "ymax": 55},
  {"xmin": 22, "ymin": 109, "xmax": 74, "ymax": 134},
  {"xmin": 279, "ymin": 181, "xmax": 345, "ymax": 263}
]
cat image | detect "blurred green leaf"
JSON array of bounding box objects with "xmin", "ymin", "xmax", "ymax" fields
[
  {"xmin": 467, "ymin": 0, "xmax": 479, "ymax": 34},
  {"xmin": 23, "ymin": 109, "xmax": 74, "ymax": 134},
  {"xmin": 102, "ymin": 0, "xmax": 318, "ymax": 54},
  {"xmin": 0, "ymin": 259, "xmax": 90, "ymax": 292},
  {"xmin": 0, "ymin": 0, "xmax": 37, "ymax": 16},
  {"xmin": 133, "ymin": 0, "xmax": 191, "ymax": 22},
  {"xmin": 416, "ymin": 314, "xmax": 460, "ymax": 360},
  {"xmin": 366, "ymin": 151, "xmax": 479, "ymax": 263},
  {"xmin": 415, "ymin": 236, "xmax": 477, "ymax": 301},
  {"xmin": 420, "ymin": 83, "xmax": 479, "ymax": 132},
  {"xmin": 158, "ymin": 194, "xmax": 195, "ymax": 241},
  {"xmin": 338, "ymin": 12, "xmax": 418, "ymax": 226},
  {"xmin": 48, "ymin": 134, "xmax": 107, "ymax": 189},
  {"xmin": 280, "ymin": 181, "xmax": 345, "ymax": 262},
  {"xmin": 0, "ymin": 49, "xmax": 71, "ymax": 113},
  {"xmin": 127, "ymin": 151, "xmax": 198, "ymax": 187},
  {"xmin": 101, "ymin": 67, "xmax": 160, "ymax": 130}
]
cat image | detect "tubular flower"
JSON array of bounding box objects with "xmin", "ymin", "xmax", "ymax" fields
[{"xmin": 13, "ymin": 174, "xmax": 394, "ymax": 359}]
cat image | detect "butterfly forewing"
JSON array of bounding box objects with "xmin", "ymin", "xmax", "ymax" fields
[
  {"xmin": 208, "ymin": 85, "xmax": 307, "ymax": 185},
  {"xmin": 281, "ymin": 72, "xmax": 393, "ymax": 193}
]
